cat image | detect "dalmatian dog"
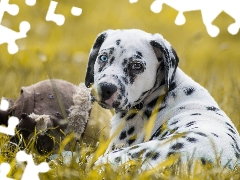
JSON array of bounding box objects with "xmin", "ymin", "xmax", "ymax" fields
[{"xmin": 85, "ymin": 29, "xmax": 240, "ymax": 170}]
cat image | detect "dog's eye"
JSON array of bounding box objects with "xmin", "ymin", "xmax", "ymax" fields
[
  {"xmin": 99, "ymin": 55, "xmax": 108, "ymax": 62},
  {"xmin": 131, "ymin": 63, "xmax": 143, "ymax": 70}
]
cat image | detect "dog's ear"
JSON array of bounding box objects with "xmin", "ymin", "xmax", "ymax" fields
[
  {"xmin": 85, "ymin": 31, "xmax": 110, "ymax": 88},
  {"xmin": 150, "ymin": 33, "xmax": 179, "ymax": 91}
]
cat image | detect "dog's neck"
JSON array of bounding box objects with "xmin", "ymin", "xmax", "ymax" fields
[{"xmin": 109, "ymin": 77, "xmax": 168, "ymax": 151}]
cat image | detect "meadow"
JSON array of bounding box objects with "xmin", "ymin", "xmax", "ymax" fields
[{"xmin": 0, "ymin": 0, "xmax": 240, "ymax": 179}]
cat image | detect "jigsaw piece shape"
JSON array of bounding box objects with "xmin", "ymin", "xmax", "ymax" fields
[
  {"xmin": 46, "ymin": 0, "xmax": 65, "ymax": 26},
  {"xmin": 0, "ymin": 0, "xmax": 19, "ymax": 22},
  {"xmin": 129, "ymin": 0, "xmax": 138, "ymax": 3},
  {"xmin": 16, "ymin": 151, "xmax": 50, "ymax": 180},
  {"xmin": 0, "ymin": 116, "xmax": 19, "ymax": 136},
  {"xmin": 0, "ymin": 98, "xmax": 9, "ymax": 111},
  {"xmin": 71, "ymin": 6, "xmax": 82, "ymax": 16},
  {"xmin": 149, "ymin": 0, "xmax": 240, "ymax": 37},
  {"xmin": 0, "ymin": 0, "xmax": 30, "ymax": 54},
  {"xmin": 25, "ymin": 0, "xmax": 36, "ymax": 6},
  {"xmin": 0, "ymin": 21, "xmax": 30, "ymax": 54},
  {"xmin": 0, "ymin": 163, "xmax": 14, "ymax": 180}
]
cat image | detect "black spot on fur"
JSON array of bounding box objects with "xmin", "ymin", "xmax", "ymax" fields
[
  {"xmin": 168, "ymin": 81, "xmax": 176, "ymax": 91},
  {"xmin": 186, "ymin": 137, "xmax": 198, "ymax": 143},
  {"xmin": 226, "ymin": 122, "xmax": 236, "ymax": 134},
  {"xmin": 127, "ymin": 138, "xmax": 136, "ymax": 145},
  {"xmin": 134, "ymin": 54, "xmax": 142, "ymax": 59},
  {"xmin": 98, "ymin": 64, "xmax": 107, "ymax": 73},
  {"xmin": 227, "ymin": 133, "xmax": 236, "ymax": 142},
  {"xmin": 152, "ymin": 152, "xmax": 160, "ymax": 160},
  {"xmin": 120, "ymin": 112, "xmax": 126, "ymax": 118},
  {"xmin": 116, "ymin": 39, "xmax": 121, "ymax": 45},
  {"xmin": 183, "ymin": 87, "xmax": 195, "ymax": 96},
  {"xmin": 122, "ymin": 58, "xmax": 128, "ymax": 66},
  {"xmin": 206, "ymin": 106, "xmax": 219, "ymax": 111},
  {"xmin": 191, "ymin": 113, "xmax": 201, "ymax": 116},
  {"xmin": 109, "ymin": 47, "xmax": 115, "ymax": 56},
  {"xmin": 117, "ymin": 79, "xmax": 125, "ymax": 95},
  {"xmin": 179, "ymin": 106, "xmax": 185, "ymax": 110},
  {"xmin": 185, "ymin": 121, "xmax": 196, "ymax": 127},
  {"xmin": 171, "ymin": 143, "xmax": 184, "ymax": 151},
  {"xmin": 228, "ymin": 128, "xmax": 236, "ymax": 134},
  {"xmin": 119, "ymin": 131, "xmax": 127, "ymax": 140},
  {"xmin": 201, "ymin": 157, "xmax": 207, "ymax": 165},
  {"xmin": 113, "ymin": 101, "xmax": 120, "ymax": 108},
  {"xmin": 111, "ymin": 74, "xmax": 118, "ymax": 79},
  {"xmin": 98, "ymin": 74, "xmax": 106, "ymax": 81},
  {"xmin": 195, "ymin": 132, "xmax": 207, "ymax": 137},
  {"xmin": 228, "ymin": 134, "xmax": 240, "ymax": 152},
  {"xmin": 161, "ymin": 130, "xmax": 170, "ymax": 138},
  {"xmin": 117, "ymin": 94, "xmax": 122, "ymax": 100},
  {"xmin": 123, "ymin": 98, "xmax": 128, "ymax": 106},
  {"xmin": 171, "ymin": 127, "xmax": 179, "ymax": 133},
  {"xmin": 130, "ymin": 149, "xmax": 147, "ymax": 159},
  {"xmin": 211, "ymin": 133, "xmax": 219, "ymax": 137},
  {"xmin": 109, "ymin": 56, "xmax": 115, "ymax": 65},
  {"xmin": 200, "ymin": 158, "xmax": 212, "ymax": 165},
  {"xmin": 120, "ymin": 48, "xmax": 126, "ymax": 56},
  {"xmin": 127, "ymin": 127, "xmax": 135, "ymax": 135},
  {"xmin": 121, "ymin": 76, "xmax": 128, "ymax": 85},
  {"xmin": 150, "ymin": 125, "xmax": 163, "ymax": 140},
  {"xmin": 145, "ymin": 151, "xmax": 160, "ymax": 160},
  {"xmin": 126, "ymin": 113, "xmax": 137, "ymax": 121},
  {"xmin": 112, "ymin": 149, "xmax": 124, "ymax": 153},
  {"xmin": 216, "ymin": 113, "xmax": 223, "ymax": 116},
  {"xmin": 235, "ymin": 152, "xmax": 240, "ymax": 158},
  {"xmin": 136, "ymin": 51, "xmax": 143, "ymax": 57},
  {"xmin": 158, "ymin": 105, "xmax": 166, "ymax": 112},
  {"xmin": 169, "ymin": 119, "xmax": 179, "ymax": 126},
  {"xmin": 129, "ymin": 145, "xmax": 139, "ymax": 150},
  {"xmin": 167, "ymin": 151, "xmax": 176, "ymax": 157},
  {"xmin": 170, "ymin": 91, "xmax": 177, "ymax": 98},
  {"xmin": 114, "ymin": 157, "xmax": 121, "ymax": 163}
]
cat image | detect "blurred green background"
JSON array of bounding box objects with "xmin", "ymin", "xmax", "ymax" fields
[{"xmin": 0, "ymin": 0, "xmax": 240, "ymax": 130}]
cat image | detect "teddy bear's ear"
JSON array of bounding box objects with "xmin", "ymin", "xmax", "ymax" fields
[{"xmin": 13, "ymin": 87, "xmax": 34, "ymax": 119}]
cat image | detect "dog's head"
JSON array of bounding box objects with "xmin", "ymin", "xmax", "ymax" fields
[{"xmin": 85, "ymin": 29, "xmax": 179, "ymax": 112}]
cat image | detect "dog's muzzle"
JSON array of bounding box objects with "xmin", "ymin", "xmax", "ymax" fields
[{"xmin": 98, "ymin": 82, "xmax": 117, "ymax": 102}]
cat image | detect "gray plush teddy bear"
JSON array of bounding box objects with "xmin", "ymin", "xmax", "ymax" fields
[{"xmin": 0, "ymin": 79, "xmax": 92, "ymax": 155}]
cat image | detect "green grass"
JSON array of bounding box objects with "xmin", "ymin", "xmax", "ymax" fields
[{"xmin": 0, "ymin": 0, "xmax": 240, "ymax": 179}]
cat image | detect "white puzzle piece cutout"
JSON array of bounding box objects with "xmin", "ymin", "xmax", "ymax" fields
[
  {"xmin": 0, "ymin": 98, "xmax": 9, "ymax": 111},
  {"xmin": 16, "ymin": 151, "xmax": 50, "ymax": 180},
  {"xmin": 0, "ymin": 116, "xmax": 19, "ymax": 136},
  {"xmin": 129, "ymin": 0, "xmax": 138, "ymax": 4},
  {"xmin": 46, "ymin": 0, "xmax": 65, "ymax": 26},
  {"xmin": 0, "ymin": 0, "xmax": 31, "ymax": 54},
  {"xmin": 71, "ymin": 6, "xmax": 82, "ymax": 16},
  {"xmin": 151, "ymin": 0, "xmax": 240, "ymax": 37},
  {"xmin": 131, "ymin": 0, "xmax": 240, "ymax": 37},
  {"xmin": 0, "ymin": 163, "xmax": 14, "ymax": 180},
  {"xmin": 25, "ymin": 0, "xmax": 36, "ymax": 6}
]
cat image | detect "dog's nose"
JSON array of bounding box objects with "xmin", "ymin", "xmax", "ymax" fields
[{"xmin": 99, "ymin": 82, "xmax": 117, "ymax": 101}]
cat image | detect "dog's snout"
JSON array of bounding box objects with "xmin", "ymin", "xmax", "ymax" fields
[{"xmin": 99, "ymin": 82, "xmax": 117, "ymax": 101}]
